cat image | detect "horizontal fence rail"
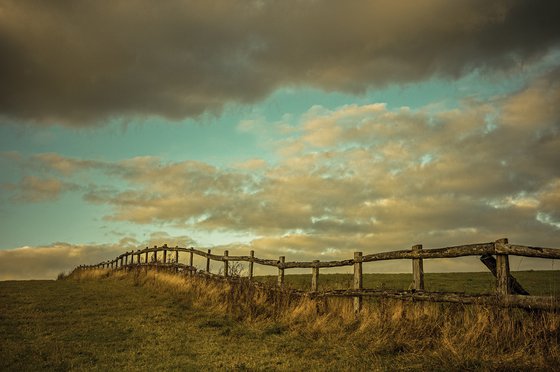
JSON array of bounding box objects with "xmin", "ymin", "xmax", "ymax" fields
[{"xmin": 73, "ymin": 238, "xmax": 560, "ymax": 311}]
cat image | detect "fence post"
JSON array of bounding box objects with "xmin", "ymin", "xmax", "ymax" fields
[
  {"xmin": 223, "ymin": 250, "xmax": 229, "ymax": 277},
  {"xmin": 495, "ymin": 238, "xmax": 511, "ymax": 296},
  {"xmin": 124, "ymin": 252, "xmax": 128, "ymax": 267},
  {"xmin": 163, "ymin": 244, "xmax": 167, "ymax": 265},
  {"xmin": 189, "ymin": 249, "xmax": 194, "ymax": 275},
  {"xmin": 175, "ymin": 247, "xmax": 179, "ymax": 272},
  {"xmin": 354, "ymin": 252, "xmax": 363, "ymax": 314},
  {"xmin": 144, "ymin": 248, "xmax": 149, "ymax": 264},
  {"xmin": 206, "ymin": 249, "xmax": 211, "ymax": 273},
  {"xmin": 311, "ymin": 260, "xmax": 319, "ymax": 291},
  {"xmin": 137, "ymin": 250, "xmax": 141, "ymax": 265},
  {"xmin": 412, "ymin": 244, "xmax": 424, "ymax": 291},
  {"xmin": 278, "ymin": 256, "xmax": 285, "ymax": 287},
  {"xmin": 249, "ymin": 250, "xmax": 254, "ymax": 280}
]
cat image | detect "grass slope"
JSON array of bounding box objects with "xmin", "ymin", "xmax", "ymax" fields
[
  {"xmin": 0, "ymin": 277, "xmax": 383, "ymax": 371},
  {"xmin": 1, "ymin": 271, "xmax": 559, "ymax": 371}
]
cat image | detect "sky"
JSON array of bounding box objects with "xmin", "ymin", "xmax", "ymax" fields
[{"xmin": 1, "ymin": 0, "xmax": 560, "ymax": 279}]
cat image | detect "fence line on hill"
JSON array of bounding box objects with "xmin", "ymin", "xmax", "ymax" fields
[{"xmin": 73, "ymin": 238, "xmax": 560, "ymax": 311}]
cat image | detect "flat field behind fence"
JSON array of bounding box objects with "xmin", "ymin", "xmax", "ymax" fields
[{"xmin": 1, "ymin": 271, "xmax": 559, "ymax": 371}]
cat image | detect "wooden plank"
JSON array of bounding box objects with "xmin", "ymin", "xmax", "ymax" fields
[
  {"xmin": 312, "ymin": 289, "xmax": 560, "ymax": 310},
  {"xmin": 353, "ymin": 252, "xmax": 362, "ymax": 314},
  {"xmin": 500, "ymin": 244, "xmax": 560, "ymax": 259},
  {"xmin": 412, "ymin": 244, "xmax": 424, "ymax": 291},
  {"xmin": 278, "ymin": 256, "xmax": 285, "ymax": 287}
]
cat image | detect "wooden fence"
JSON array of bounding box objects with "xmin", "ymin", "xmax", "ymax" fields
[{"xmin": 74, "ymin": 238, "xmax": 560, "ymax": 311}]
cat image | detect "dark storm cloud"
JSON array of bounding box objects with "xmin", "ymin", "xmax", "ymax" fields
[{"xmin": 1, "ymin": 0, "xmax": 559, "ymax": 126}]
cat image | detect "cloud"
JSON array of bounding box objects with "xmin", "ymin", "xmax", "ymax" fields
[
  {"xmin": 3, "ymin": 175, "xmax": 76, "ymax": 203},
  {"xmin": 1, "ymin": 0, "xmax": 559, "ymax": 126},
  {"xmin": 0, "ymin": 241, "xmax": 128, "ymax": 280},
  {"xmin": 3, "ymin": 67, "xmax": 559, "ymax": 269},
  {"xmin": 0, "ymin": 233, "xmax": 197, "ymax": 280}
]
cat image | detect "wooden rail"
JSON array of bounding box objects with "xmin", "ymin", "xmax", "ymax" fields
[{"xmin": 73, "ymin": 238, "xmax": 560, "ymax": 311}]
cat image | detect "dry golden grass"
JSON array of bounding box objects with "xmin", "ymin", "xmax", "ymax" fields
[{"xmin": 66, "ymin": 268, "xmax": 560, "ymax": 370}]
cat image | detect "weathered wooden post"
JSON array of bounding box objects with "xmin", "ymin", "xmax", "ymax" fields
[
  {"xmin": 137, "ymin": 250, "xmax": 141, "ymax": 265},
  {"xmin": 278, "ymin": 256, "xmax": 285, "ymax": 287},
  {"xmin": 480, "ymin": 247, "xmax": 529, "ymax": 296},
  {"xmin": 223, "ymin": 250, "xmax": 229, "ymax": 277},
  {"xmin": 175, "ymin": 247, "xmax": 179, "ymax": 272},
  {"xmin": 189, "ymin": 249, "xmax": 194, "ymax": 275},
  {"xmin": 163, "ymin": 244, "xmax": 168, "ymax": 265},
  {"xmin": 249, "ymin": 250, "xmax": 254, "ymax": 280},
  {"xmin": 412, "ymin": 244, "xmax": 424, "ymax": 291},
  {"xmin": 153, "ymin": 245, "xmax": 158, "ymax": 263},
  {"xmin": 495, "ymin": 238, "xmax": 511, "ymax": 296},
  {"xmin": 354, "ymin": 252, "xmax": 363, "ymax": 314},
  {"xmin": 144, "ymin": 247, "xmax": 149, "ymax": 273},
  {"xmin": 311, "ymin": 260, "xmax": 319, "ymax": 291},
  {"xmin": 124, "ymin": 252, "xmax": 128, "ymax": 267},
  {"xmin": 206, "ymin": 249, "xmax": 211, "ymax": 273}
]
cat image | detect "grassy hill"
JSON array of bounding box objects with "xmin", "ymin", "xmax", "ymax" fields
[{"xmin": 1, "ymin": 270, "xmax": 559, "ymax": 371}]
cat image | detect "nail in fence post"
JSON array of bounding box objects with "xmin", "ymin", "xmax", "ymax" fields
[
  {"xmin": 311, "ymin": 260, "xmax": 319, "ymax": 291},
  {"xmin": 278, "ymin": 256, "xmax": 285, "ymax": 287},
  {"xmin": 412, "ymin": 244, "xmax": 424, "ymax": 291},
  {"xmin": 249, "ymin": 250, "xmax": 254, "ymax": 280},
  {"xmin": 495, "ymin": 238, "xmax": 511, "ymax": 296},
  {"xmin": 354, "ymin": 252, "xmax": 363, "ymax": 314},
  {"xmin": 206, "ymin": 249, "xmax": 211, "ymax": 273},
  {"xmin": 223, "ymin": 250, "xmax": 229, "ymax": 277}
]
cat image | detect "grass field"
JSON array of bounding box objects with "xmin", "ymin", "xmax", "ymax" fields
[
  {"xmin": 256, "ymin": 270, "xmax": 560, "ymax": 296},
  {"xmin": 1, "ymin": 270, "xmax": 559, "ymax": 371}
]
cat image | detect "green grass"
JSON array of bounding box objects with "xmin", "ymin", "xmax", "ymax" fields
[
  {"xmin": 1, "ymin": 270, "xmax": 559, "ymax": 371},
  {"xmin": 0, "ymin": 277, "xmax": 391, "ymax": 370},
  {"xmin": 255, "ymin": 270, "xmax": 560, "ymax": 296}
]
